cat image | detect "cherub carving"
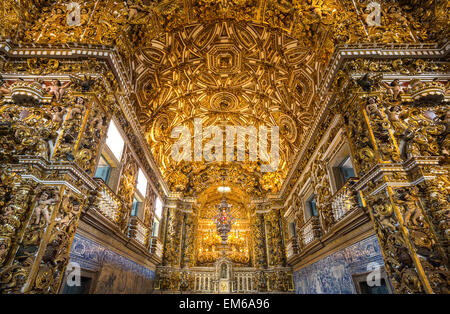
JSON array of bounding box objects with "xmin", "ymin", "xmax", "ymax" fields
[
  {"xmin": 398, "ymin": 188, "xmax": 423, "ymax": 227},
  {"xmin": 434, "ymin": 108, "xmax": 450, "ymax": 156},
  {"xmin": 33, "ymin": 191, "xmax": 59, "ymax": 225},
  {"xmin": 399, "ymin": 268, "xmax": 422, "ymax": 293},
  {"xmin": 0, "ymin": 76, "xmax": 11, "ymax": 96},
  {"xmin": 386, "ymin": 105, "xmax": 408, "ymax": 134},
  {"xmin": 382, "ymin": 79, "xmax": 403, "ymax": 100},
  {"xmin": 91, "ymin": 113, "xmax": 107, "ymax": 139},
  {"xmin": 125, "ymin": 0, "xmax": 151, "ymax": 23},
  {"xmin": 365, "ymin": 97, "xmax": 383, "ymax": 119},
  {"xmin": 398, "ymin": 127, "xmax": 415, "ymax": 160},
  {"xmin": 373, "ymin": 202, "xmax": 397, "ymax": 231},
  {"xmin": 68, "ymin": 97, "xmax": 85, "ymax": 120},
  {"xmin": 1, "ymin": 205, "xmax": 14, "ymax": 218},
  {"xmin": 319, "ymin": 206, "xmax": 333, "ymax": 231},
  {"xmin": 50, "ymin": 106, "xmax": 67, "ymax": 127},
  {"xmin": 55, "ymin": 196, "xmax": 81, "ymax": 230},
  {"xmin": 46, "ymin": 79, "xmax": 71, "ymax": 101},
  {"xmin": 0, "ymin": 240, "xmax": 9, "ymax": 264},
  {"xmin": 387, "ymin": 6, "xmax": 408, "ymax": 27},
  {"xmin": 407, "ymin": 78, "xmax": 424, "ymax": 92}
]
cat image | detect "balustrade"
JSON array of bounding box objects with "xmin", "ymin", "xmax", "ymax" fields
[
  {"xmin": 190, "ymin": 269, "xmax": 257, "ymax": 293},
  {"xmin": 299, "ymin": 216, "xmax": 321, "ymax": 248},
  {"xmin": 129, "ymin": 215, "xmax": 149, "ymax": 247},
  {"xmin": 293, "ymin": 179, "xmax": 360, "ymax": 255},
  {"xmin": 234, "ymin": 272, "xmax": 256, "ymax": 293},
  {"xmin": 193, "ymin": 272, "xmax": 216, "ymax": 292},
  {"xmin": 94, "ymin": 179, "xmax": 159, "ymax": 257},
  {"xmin": 150, "ymin": 236, "xmax": 163, "ymax": 257},
  {"xmin": 94, "ymin": 178, "xmax": 122, "ymax": 224},
  {"xmin": 286, "ymin": 237, "xmax": 299, "ymax": 258},
  {"xmin": 329, "ymin": 178, "xmax": 359, "ymax": 223}
]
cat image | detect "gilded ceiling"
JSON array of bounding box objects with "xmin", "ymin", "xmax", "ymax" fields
[
  {"xmin": 196, "ymin": 184, "xmax": 251, "ymax": 220},
  {"xmin": 134, "ymin": 21, "xmax": 315, "ymax": 196},
  {"xmin": 0, "ymin": 0, "xmax": 448, "ymax": 198}
]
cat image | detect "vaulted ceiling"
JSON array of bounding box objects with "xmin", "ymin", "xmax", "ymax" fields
[
  {"xmin": 1, "ymin": 0, "xmax": 447, "ymax": 198},
  {"xmin": 196, "ymin": 184, "xmax": 251, "ymax": 220},
  {"xmin": 134, "ymin": 21, "xmax": 316, "ymax": 196}
]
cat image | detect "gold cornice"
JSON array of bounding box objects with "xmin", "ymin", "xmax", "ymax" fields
[
  {"xmin": 2, "ymin": 41, "xmax": 448, "ymax": 202},
  {"xmin": 279, "ymin": 42, "xmax": 450, "ymax": 202},
  {"xmin": 0, "ymin": 41, "xmax": 170, "ymax": 198}
]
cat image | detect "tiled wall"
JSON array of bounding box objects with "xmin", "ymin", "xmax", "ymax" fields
[
  {"xmin": 293, "ymin": 235, "xmax": 386, "ymax": 294},
  {"xmin": 67, "ymin": 233, "xmax": 155, "ymax": 293}
]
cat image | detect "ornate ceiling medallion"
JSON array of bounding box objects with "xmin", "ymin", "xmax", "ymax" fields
[
  {"xmin": 210, "ymin": 92, "xmax": 239, "ymax": 112},
  {"xmin": 207, "ymin": 44, "xmax": 242, "ymax": 75}
]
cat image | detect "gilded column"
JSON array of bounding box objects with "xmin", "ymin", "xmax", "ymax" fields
[
  {"xmin": 339, "ymin": 67, "xmax": 449, "ymax": 293},
  {"xmin": 0, "ymin": 62, "xmax": 112, "ymax": 293},
  {"xmin": 116, "ymin": 147, "xmax": 138, "ymax": 233},
  {"xmin": 251, "ymin": 212, "xmax": 267, "ymax": 269},
  {"xmin": 181, "ymin": 206, "xmax": 197, "ymax": 268},
  {"xmin": 264, "ymin": 207, "xmax": 286, "ymax": 268},
  {"xmin": 161, "ymin": 204, "xmax": 183, "ymax": 267}
]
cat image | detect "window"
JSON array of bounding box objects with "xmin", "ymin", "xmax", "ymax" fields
[
  {"xmin": 151, "ymin": 197, "xmax": 163, "ymax": 238},
  {"xmin": 289, "ymin": 221, "xmax": 296, "ymax": 238},
  {"xmin": 331, "ymin": 154, "xmax": 356, "ymax": 191},
  {"xmin": 152, "ymin": 219, "xmax": 159, "ymax": 237},
  {"xmin": 94, "ymin": 155, "xmax": 112, "ymax": 184},
  {"xmin": 131, "ymin": 170, "xmax": 148, "ymax": 220},
  {"xmin": 305, "ymin": 194, "xmax": 318, "ymax": 221},
  {"xmin": 338, "ymin": 156, "xmax": 355, "ymax": 185},
  {"xmin": 105, "ymin": 120, "xmax": 125, "ymax": 161},
  {"xmin": 136, "ymin": 169, "xmax": 148, "ymax": 196},
  {"xmin": 131, "ymin": 196, "xmax": 143, "ymax": 217},
  {"xmin": 93, "ymin": 118, "xmax": 125, "ymax": 191},
  {"xmin": 155, "ymin": 197, "xmax": 163, "ymax": 219},
  {"xmin": 328, "ymin": 142, "xmax": 356, "ymax": 193},
  {"xmin": 131, "ymin": 187, "xmax": 146, "ymax": 220}
]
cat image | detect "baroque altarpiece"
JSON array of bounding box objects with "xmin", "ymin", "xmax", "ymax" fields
[{"xmin": 0, "ymin": 0, "xmax": 448, "ymax": 294}]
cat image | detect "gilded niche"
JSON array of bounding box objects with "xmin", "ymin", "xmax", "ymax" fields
[{"xmin": 194, "ymin": 186, "xmax": 252, "ymax": 266}]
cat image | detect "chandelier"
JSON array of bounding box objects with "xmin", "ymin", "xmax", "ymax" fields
[{"xmin": 213, "ymin": 192, "xmax": 235, "ymax": 245}]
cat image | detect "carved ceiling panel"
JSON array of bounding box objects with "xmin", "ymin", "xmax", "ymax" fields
[
  {"xmin": 134, "ymin": 21, "xmax": 316, "ymax": 196},
  {"xmin": 196, "ymin": 184, "xmax": 251, "ymax": 220}
]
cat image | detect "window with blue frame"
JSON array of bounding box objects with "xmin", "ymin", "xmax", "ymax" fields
[
  {"xmin": 305, "ymin": 194, "xmax": 318, "ymax": 221},
  {"xmin": 332, "ymin": 155, "xmax": 356, "ymax": 191},
  {"xmin": 131, "ymin": 196, "xmax": 143, "ymax": 217},
  {"xmin": 338, "ymin": 156, "xmax": 355, "ymax": 184},
  {"xmin": 94, "ymin": 155, "xmax": 112, "ymax": 184}
]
